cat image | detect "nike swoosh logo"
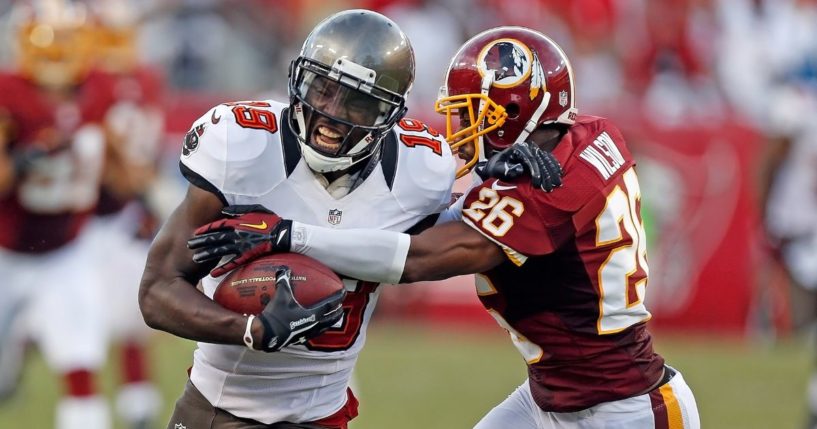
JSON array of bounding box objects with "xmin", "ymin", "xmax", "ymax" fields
[
  {"xmin": 491, "ymin": 181, "xmax": 517, "ymax": 191},
  {"xmin": 211, "ymin": 110, "xmax": 221, "ymax": 124},
  {"xmin": 239, "ymin": 221, "xmax": 267, "ymax": 230}
]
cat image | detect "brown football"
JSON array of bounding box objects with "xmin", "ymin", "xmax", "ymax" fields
[{"xmin": 213, "ymin": 253, "xmax": 344, "ymax": 315}]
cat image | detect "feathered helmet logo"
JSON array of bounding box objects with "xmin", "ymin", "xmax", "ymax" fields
[{"xmin": 476, "ymin": 38, "xmax": 545, "ymax": 100}]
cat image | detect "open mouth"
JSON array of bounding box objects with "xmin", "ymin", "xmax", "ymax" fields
[{"xmin": 312, "ymin": 125, "xmax": 344, "ymax": 153}]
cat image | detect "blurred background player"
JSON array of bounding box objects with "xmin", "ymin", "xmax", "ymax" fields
[
  {"xmin": 191, "ymin": 26, "xmax": 701, "ymax": 428},
  {"xmin": 0, "ymin": 1, "xmax": 114, "ymax": 428},
  {"xmin": 715, "ymin": 1, "xmax": 817, "ymax": 426},
  {"xmin": 757, "ymin": 35, "xmax": 817, "ymax": 429},
  {"xmin": 82, "ymin": 1, "xmax": 165, "ymax": 428},
  {"xmin": 764, "ymin": 80, "xmax": 817, "ymax": 429}
]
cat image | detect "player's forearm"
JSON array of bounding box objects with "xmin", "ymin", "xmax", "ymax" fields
[
  {"xmin": 139, "ymin": 200, "xmax": 248, "ymax": 345},
  {"xmin": 401, "ymin": 221, "xmax": 504, "ymax": 282},
  {"xmin": 138, "ymin": 272, "xmax": 247, "ymax": 345},
  {"xmin": 290, "ymin": 221, "xmax": 410, "ymax": 284},
  {"xmin": 288, "ymin": 220, "xmax": 503, "ymax": 284}
]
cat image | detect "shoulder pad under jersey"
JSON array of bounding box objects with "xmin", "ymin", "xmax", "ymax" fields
[
  {"xmin": 530, "ymin": 115, "xmax": 634, "ymax": 208},
  {"xmin": 389, "ymin": 118, "xmax": 456, "ymax": 215},
  {"xmin": 565, "ymin": 115, "xmax": 633, "ymax": 182},
  {"xmin": 179, "ymin": 100, "xmax": 291, "ymax": 203},
  {"xmin": 531, "ymin": 115, "xmax": 637, "ymax": 228}
]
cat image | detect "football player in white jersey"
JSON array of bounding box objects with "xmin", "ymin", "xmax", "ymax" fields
[{"xmin": 139, "ymin": 10, "xmax": 457, "ymax": 429}]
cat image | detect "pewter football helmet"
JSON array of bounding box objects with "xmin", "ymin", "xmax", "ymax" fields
[{"xmin": 288, "ymin": 9, "xmax": 415, "ymax": 173}]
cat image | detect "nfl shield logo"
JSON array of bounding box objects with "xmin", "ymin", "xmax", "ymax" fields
[
  {"xmin": 328, "ymin": 209, "xmax": 343, "ymax": 225},
  {"xmin": 559, "ymin": 90, "xmax": 568, "ymax": 107}
]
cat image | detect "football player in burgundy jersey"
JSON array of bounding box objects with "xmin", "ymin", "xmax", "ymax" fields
[
  {"xmin": 83, "ymin": 6, "xmax": 166, "ymax": 428},
  {"xmin": 191, "ymin": 27, "xmax": 701, "ymax": 429},
  {"xmin": 0, "ymin": 3, "xmax": 114, "ymax": 429}
]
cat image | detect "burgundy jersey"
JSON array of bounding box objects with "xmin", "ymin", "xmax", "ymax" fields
[
  {"xmin": 0, "ymin": 71, "xmax": 112, "ymax": 253},
  {"xmin": 462, "ymin": 115, "xmax": 664, "ymax": 412}
]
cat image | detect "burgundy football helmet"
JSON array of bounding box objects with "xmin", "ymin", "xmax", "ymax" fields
[{"xmin": 435, "ymin": 27, "xmax": 577, "ymax": 177}]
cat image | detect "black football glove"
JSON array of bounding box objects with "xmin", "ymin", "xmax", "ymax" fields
[
  {"xmin": 187, "ymin": 205, "xmax": 293, "ymax": 277},
  {"xmin": 256, "ymin": 267, "xmax": 345, "ymax": 352},
  {"xmin": 476, "ymin": 141, "xmax": 563, "ymax": 192}
]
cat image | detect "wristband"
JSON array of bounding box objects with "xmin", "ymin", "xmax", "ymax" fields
[{"xmin": 243, "ymin": 315, "xmax": 256, "ymax": 350}]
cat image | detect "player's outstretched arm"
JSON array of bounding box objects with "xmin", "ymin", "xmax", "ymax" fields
[
  {"xmin": 189, "ymin": 205, "xmax": 505, "ymax": 284},
  {"xmin": 402, "ymin": 220, "xmax": 506, "ymax": 282},
  {"xmin": 139, "ymin": 185, "xmax": 256, "ymax": 345},
  {"xmin": 289, "ymin": 220, "xmax": 505, "ymax": 283}
]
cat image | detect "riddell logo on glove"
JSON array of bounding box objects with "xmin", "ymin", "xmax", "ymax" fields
[{"xmin": 290, "ymin": 315, "xmax": 316, "ymax": 329}]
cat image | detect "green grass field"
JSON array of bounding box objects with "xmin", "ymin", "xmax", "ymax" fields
[{"xmin": 0, "ymin": 322, "xmax": 812, "ymax": 429}]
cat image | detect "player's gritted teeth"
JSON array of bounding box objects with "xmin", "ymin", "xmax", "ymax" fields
[{"xmin": 312, "ymin": 125, "xmax": 344, "ymax": 153}]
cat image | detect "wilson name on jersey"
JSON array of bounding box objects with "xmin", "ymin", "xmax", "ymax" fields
[
  {"xmin": 179, "ymin": 100, "xmax": 455, "ymax": 423},
  {"xmin": 461, "ymin": 115, "xmax": 664, "ymax": 412}
]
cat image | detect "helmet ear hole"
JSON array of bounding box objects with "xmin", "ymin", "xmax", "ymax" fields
[{"xmin": 505, "ymin": 103, "xmax": 520, "ymax": 119}]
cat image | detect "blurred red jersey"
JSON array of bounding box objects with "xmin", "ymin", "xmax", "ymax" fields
[
  {"xmin": 0, "ymin": 71, "xmax": 113, "ymax": 253},
  {"xmin": 462, "ymin": 115, "xmax": 664, "ymax": 412}
]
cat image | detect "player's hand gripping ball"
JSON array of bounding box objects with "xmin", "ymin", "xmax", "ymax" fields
[
  {"xmin": 213, "ymin": 253, "xmax": 344, "ymax": 315},
  {"xmin": 188, "ymin": 205, "xmax": 293, "ymax": 278},
  {"xmin": 215, "ymin": 254, "xmax": 346, "ymax": 352}
]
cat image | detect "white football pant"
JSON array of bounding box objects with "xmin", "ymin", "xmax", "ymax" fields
[{"xmin": 473, "ymin": 367, "xmax": 699, "ymax": 429}]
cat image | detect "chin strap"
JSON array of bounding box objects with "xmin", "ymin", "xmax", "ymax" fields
[
  {"xmin": 513, "ymin": 51, "xmax": 559, "ymax": 145},
  {"xmin": 513, "ymin": 91, "xmax": 551, "ymax": 145}
]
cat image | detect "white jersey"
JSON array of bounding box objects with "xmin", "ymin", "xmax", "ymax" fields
[
  {"xmin": 179, "ymin": 100, "xmax": 455, "ymax": 423},
  {"xmin": 766, "ymin": 121, "xmax": 817, "ymax": 289}
]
